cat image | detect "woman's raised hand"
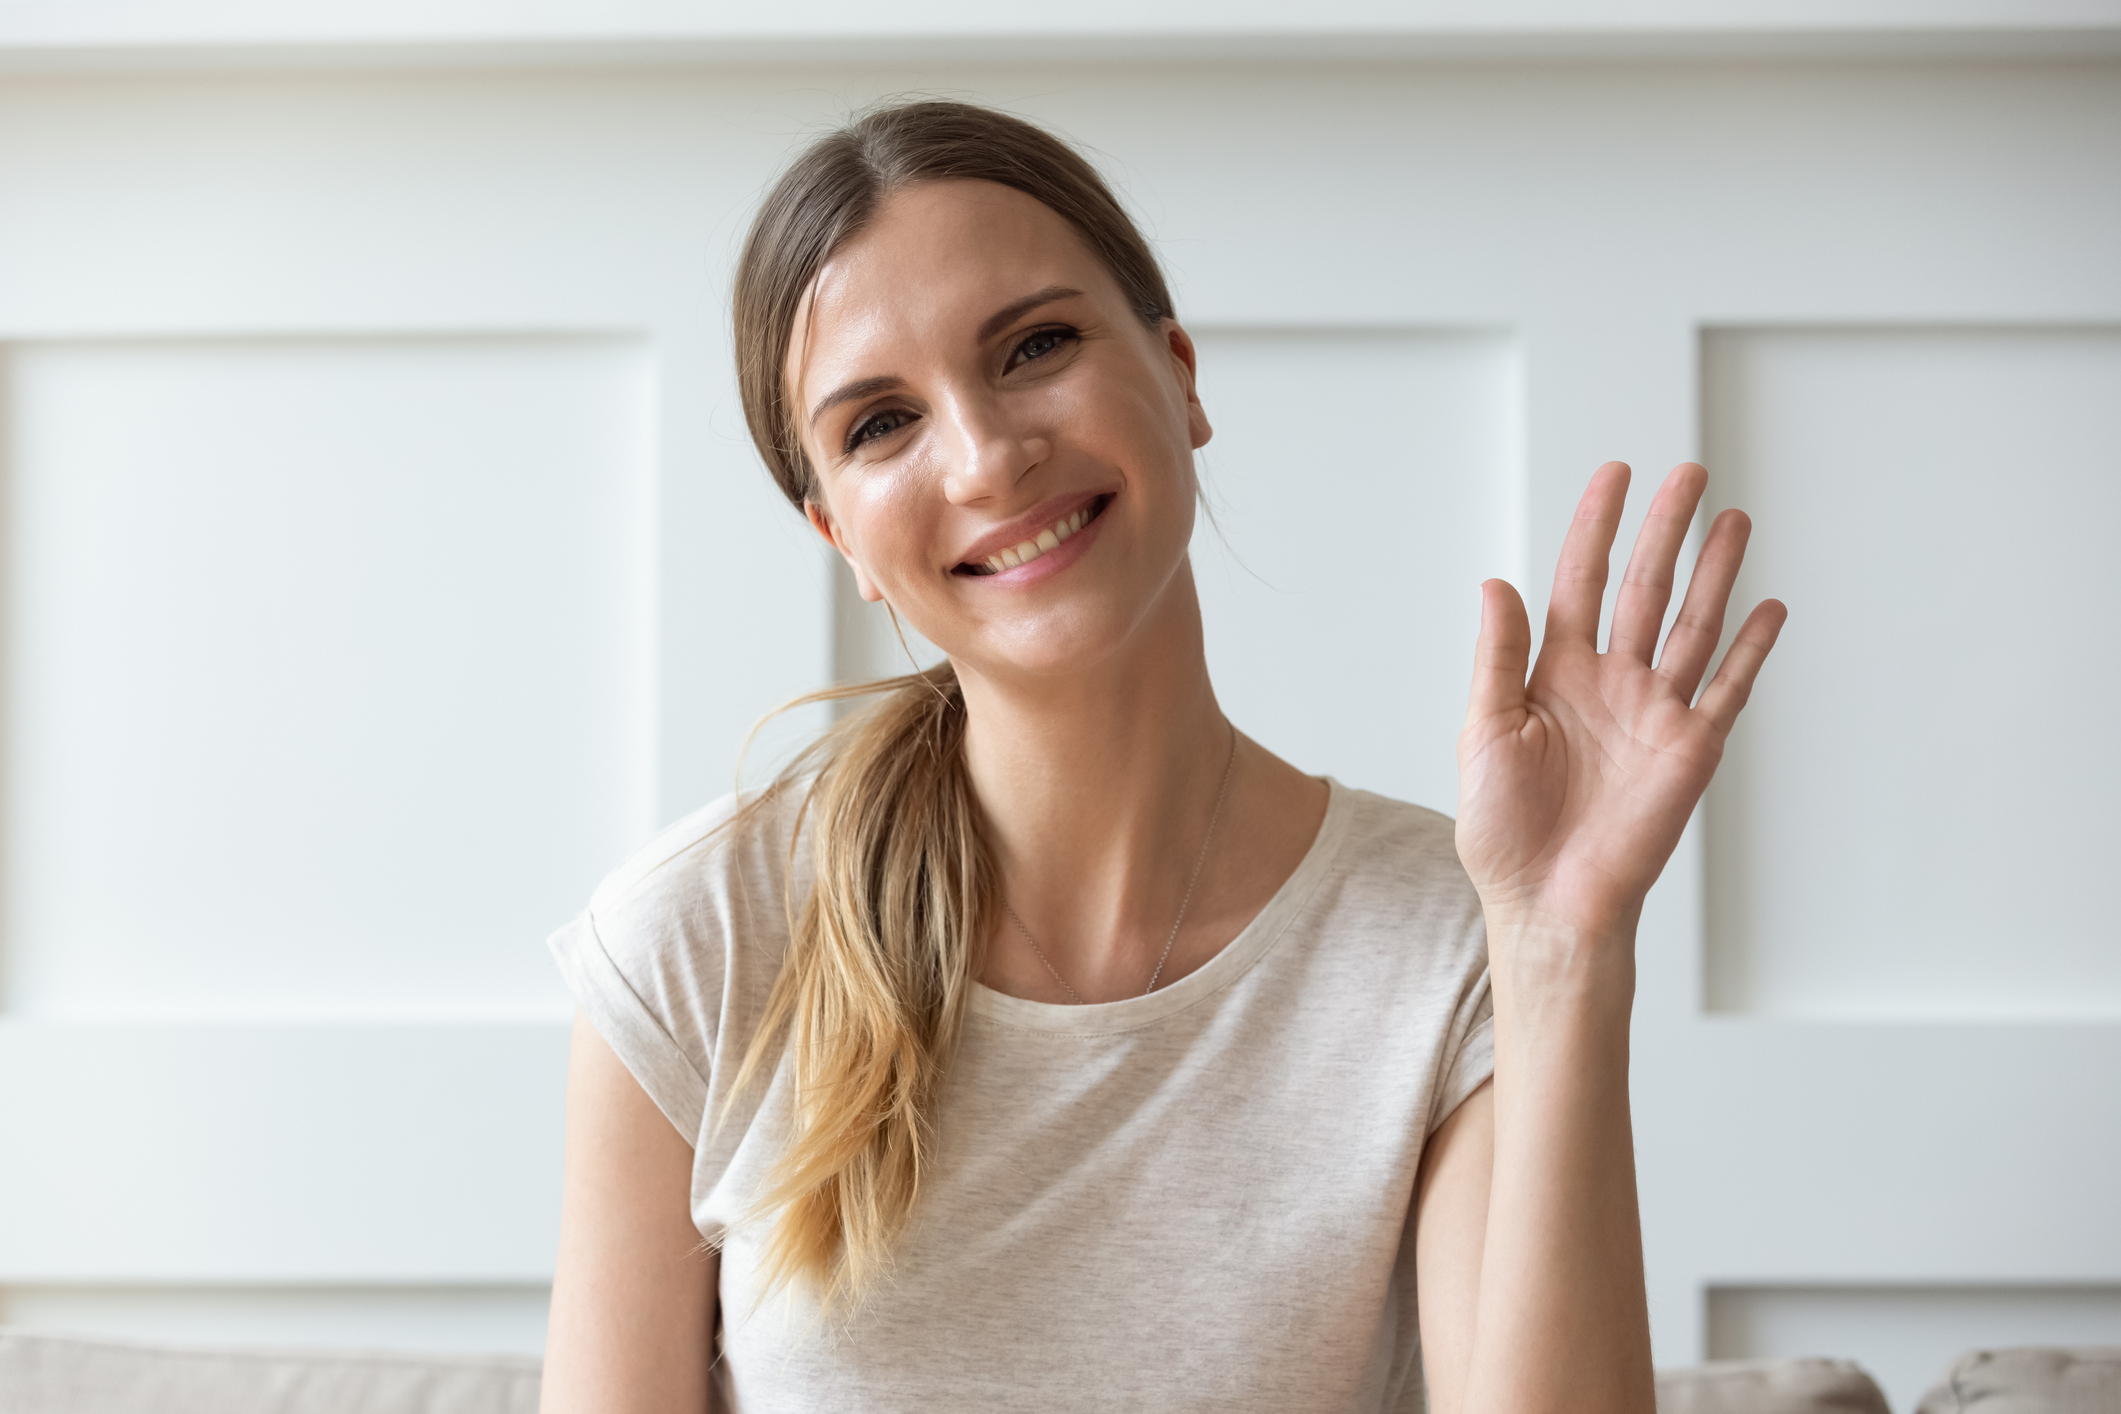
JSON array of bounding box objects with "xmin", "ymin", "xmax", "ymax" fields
[{"xmin": 1455, "ymin": 461, "xmax": 1786, "ymax": 948}]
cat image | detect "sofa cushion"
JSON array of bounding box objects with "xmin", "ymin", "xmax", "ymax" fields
[
  {"xmin": 1657, "ymin": 1357, "xmax": 1892, "ymax": 1414},
  {"xmin": 0, "ymin": 1330, "xmax": 539, "ymax": 1414},
  {"xmin": 1914, "ymin": 1346, "xmax": 2121, "ymax": 1414}
]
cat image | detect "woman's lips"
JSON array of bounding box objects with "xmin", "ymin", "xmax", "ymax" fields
[
  {"xmin": 966, "ymin": 497, "xmax": 1103, "ymax": 574},
  {"xmin": 957, "ymin": 494, "xmax": 1110, "ymax": 585},
  {"xmin": 952, "ymin": 491, "xmax": 1111, "ymax": 574}
]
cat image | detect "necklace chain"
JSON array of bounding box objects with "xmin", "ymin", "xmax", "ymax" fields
[{"xmin": 1004, "ymin": 722, "xmax": 1240, "ymax": 1005}]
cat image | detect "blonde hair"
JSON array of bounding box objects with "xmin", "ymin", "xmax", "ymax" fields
[{"xmin": 726, "ymin": 100, "xmax": 1174, "ymax": 1308}]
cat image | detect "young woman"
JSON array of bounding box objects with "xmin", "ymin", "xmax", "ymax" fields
[{"xmin": 540, "ymin": 100, "xmax": 1784, "ymax": 1414}]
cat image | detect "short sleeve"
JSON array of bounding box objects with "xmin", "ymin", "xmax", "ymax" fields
[
  {"xmin": 543, "ymin": 790, "xmax": 793, "ymax": 1145},
  {"xmin": 549, "ymin": 908, "xmax": 710, "ymax": 1141},
  {"xmin": 1427, "ymin": 971, "xmax": 1494, "ymax": 1136}
]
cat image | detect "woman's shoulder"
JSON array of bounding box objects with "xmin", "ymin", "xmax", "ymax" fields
[
  {"xmin": 1328, "ymin": 782, "xmax": 1469, "ymax": 886},
  {"xmin": 547, "ymin": 782, "xmax": 810, "ymax": 1138},
  {"xmin": 584, "ymin": 781, "xmax": 809, "ymax": 925},
  {"xmin": 1301, "ymin": 780, "xmax": 1485, "ymax": 949},
  {"xmin": 1297, "ymin": 784, "xmax": 1489, "ymax": 1070}
]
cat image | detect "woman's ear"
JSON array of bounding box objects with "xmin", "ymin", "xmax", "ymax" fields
[
  {"xmin": 805, "ymin": 500, "xmax": 886, "ymax": 603},
  {"xmin": 1164, "ymin": 321, "xmax": 1213, "ymax": 452}
]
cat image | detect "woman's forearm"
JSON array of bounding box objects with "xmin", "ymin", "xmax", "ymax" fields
[{"xmin": 1461, "ymin": 913, "xmax": 1655, "ymax": 1414}]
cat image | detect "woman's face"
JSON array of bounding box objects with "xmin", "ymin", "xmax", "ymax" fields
[{"xmin": 789, "ymin": 179, "xmax": 1212, "ymax": 680}]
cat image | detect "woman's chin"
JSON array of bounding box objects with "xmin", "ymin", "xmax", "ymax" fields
[{"xmin": 954, "ymin": 614, "xmax": 1142, "ymax": 685}]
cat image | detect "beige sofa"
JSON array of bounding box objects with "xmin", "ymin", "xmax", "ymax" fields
[{"xmin": 1, "ymin": 1330, "xmax": 2115, "ymax": 1412}]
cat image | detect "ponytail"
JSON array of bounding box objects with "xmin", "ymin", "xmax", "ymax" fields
[{"xmin": 721, "ymin": 663, "xmax": 992, "ymax": 1309}]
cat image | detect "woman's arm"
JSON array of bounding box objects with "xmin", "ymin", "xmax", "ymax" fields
[
  {"xmin": 1415, "ymin": 981, "xmax": 1647, "ymax": 1414},
  {"xmin": 1443, "ymin": 922, "xmax": 1653, "ymax": 1414},
  {"xmin": 1413, "ymin": 1079, "xmax": 1494, "ymax": 1414},
  {"xmin": 541, "ymin": 1012, "xmax": 719, "ymax": 1414},
  {"xmin": 1418, "ymin": 461, "xmax": 1785, "ymax": 1414}
]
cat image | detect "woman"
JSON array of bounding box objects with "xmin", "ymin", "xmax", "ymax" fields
[{"xmin": 540, "ymin": 100, "xmax": 1784, "ymax": 1413}]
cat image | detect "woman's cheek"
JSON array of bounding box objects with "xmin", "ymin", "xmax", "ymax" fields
[
  {"xmin": 861, "ymin": 457, "xmax": 931, "ymax": 545},
  {"xmin": 1070, "ymin": 368, "xmax": 1176, "ymax": 469}
]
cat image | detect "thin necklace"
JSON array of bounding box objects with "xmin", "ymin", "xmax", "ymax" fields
[{"xmin": 1003, "ymin": 722, "xmax": 1240, "ymax": 1005}]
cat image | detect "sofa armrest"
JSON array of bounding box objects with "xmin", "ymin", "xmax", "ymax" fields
[
  {"xmin": 1657, "ymin": 1356, "xmax": 1891, "ymax": 1414},
  {"xmin": 1915, "ymin": 1346, "xmax": 2121, "ymax": 1413}
]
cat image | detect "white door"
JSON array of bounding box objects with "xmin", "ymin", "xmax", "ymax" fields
[{"xmin": 2, "ymin": 36, "xmax": 2116, "ymax": 1411}]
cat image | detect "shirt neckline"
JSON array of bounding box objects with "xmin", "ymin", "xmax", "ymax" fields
[{"xmin": 968, "ymin": 776, "xmax": 1354, "ymax": 1034}]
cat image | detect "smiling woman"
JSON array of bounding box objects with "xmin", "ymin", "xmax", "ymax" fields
[{"xmin": 538, "ymin": 100, "xmax": 1785, "ymax": 1414}]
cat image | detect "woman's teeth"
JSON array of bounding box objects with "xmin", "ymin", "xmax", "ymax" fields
[{"xmin": 984, "ymin": 504, "xmax": 1093, "ymax": 573}]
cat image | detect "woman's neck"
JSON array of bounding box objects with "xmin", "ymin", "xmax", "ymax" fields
[{"xmin": 953, "ymin": 568, "xmax": 1321, "ymax": 1002}]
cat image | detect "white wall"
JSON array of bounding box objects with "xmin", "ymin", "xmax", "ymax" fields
[
  {"xmin": 5, "ymin": 337, "xmax": 654, "ymax": 1024},
  {"xmin": 1, "ymin": 36, "xmax": 2116, "ymax": 1403},
  {"xmin": 1702, "ymin": 327, "xmax": 2121, "ymax": 1020}
]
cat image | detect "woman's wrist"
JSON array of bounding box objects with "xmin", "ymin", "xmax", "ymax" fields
[{"xmin": 1480, "ymin": 904, "xmax": 1639, "ymax": 1032}]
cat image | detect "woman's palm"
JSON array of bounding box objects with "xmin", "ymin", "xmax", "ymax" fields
[{"xmin": 1456, "ymin": 462, "xmax": 1786, "ymax": 937}]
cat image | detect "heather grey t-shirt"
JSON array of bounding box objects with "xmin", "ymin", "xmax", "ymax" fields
[{"xmin": 549, "ymin": 777, "xmax": 1494, "ymax": 1413}]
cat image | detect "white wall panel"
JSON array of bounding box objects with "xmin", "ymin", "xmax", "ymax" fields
[
  {"xmin": 1708, "ymin": 1285, "xmax": 2121, "ymax": 1414},
  {"xmin": 1, "ymin": 337, "xmax": 655, "ymax": 1020},
  {"xmin": 1189, "ymin": 330, "xmax": 1520, "ymax": 815},
  {"xmin": 0, "ymin": 1021, "xmax": 568, "ymax": 1280},
  {"xmin": 1700, "ymin": 327, "xmax": 2121, "ymax": 1019},
  {"xmin": 0, "ymin": 69, "xmax": 833, "ymax": 819},
  {"xmin": 1637, "ymin": 1023, "xmax": 2121, "ymax": 1280}
]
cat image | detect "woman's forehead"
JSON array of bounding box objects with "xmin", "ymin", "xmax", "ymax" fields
[{"xmin": 845, "ymin": 180, "xmax": 1084, "ymax": 287}]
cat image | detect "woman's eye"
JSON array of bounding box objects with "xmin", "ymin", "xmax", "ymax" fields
[
  {"xmin": 1009, "ymin": 326, "xmax": 1078, "ymax": 368},
  {"xmin": 845, "ymin": 408, "xmax": 915, "ymax": 452}
]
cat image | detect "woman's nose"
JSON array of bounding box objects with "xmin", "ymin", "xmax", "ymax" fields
[{"xmin": 937, "ymin": 394, "xmax": 1051, "ymax": 505}]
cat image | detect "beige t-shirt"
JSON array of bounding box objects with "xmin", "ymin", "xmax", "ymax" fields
[{"xmin": 548, "ymin": 777, "xmax": 1494, "ymax": 1413}]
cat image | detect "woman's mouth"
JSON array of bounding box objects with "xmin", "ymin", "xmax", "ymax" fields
[{"xmin": 956, "ymin": 494, "xmax": 1111, "ymax": 576}]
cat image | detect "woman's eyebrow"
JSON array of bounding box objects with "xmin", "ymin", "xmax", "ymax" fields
[
  {"xmin": 808, "ymin": 374, "xmax": 904, "ymax": 429},
  {"xmin": 976, "ymin": 285, "xmax": 1083, "ymax": 343}
]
